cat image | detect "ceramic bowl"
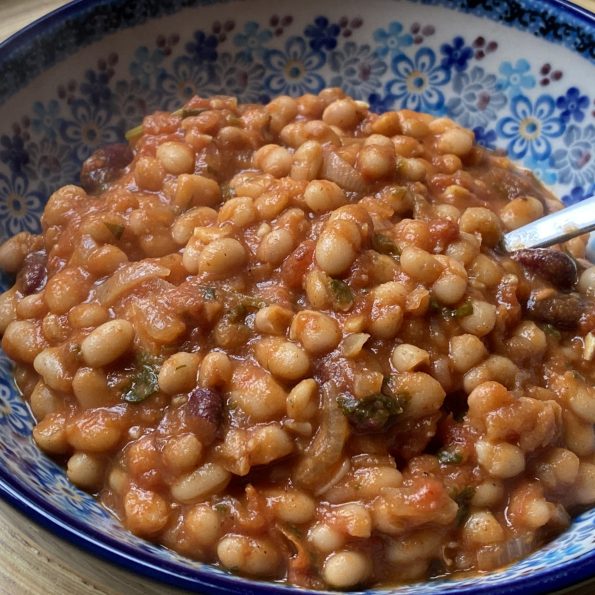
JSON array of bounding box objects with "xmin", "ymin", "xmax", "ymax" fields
[{"xmin": 0, "ymin": 1, "xmax": 593, "ymax": 593}]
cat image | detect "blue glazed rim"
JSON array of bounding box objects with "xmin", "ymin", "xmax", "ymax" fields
[
  {"xmin": 0, "ymin": 0, "xmax": 594, "ymax": 593},
  {"xmin": 1, "ymin": 451, "xmax": 595, "ymax": 595},
  {"xmin": 0, "ymin": 0, "xmax": 594, "ymax": 106}
]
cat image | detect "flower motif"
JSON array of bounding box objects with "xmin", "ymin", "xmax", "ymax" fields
[
  {"xmin": 59, "ymin": 100, "xmax": 123, "ymax": 161},
  {"xmin": 24, "ymin": 139, "xmax": 78, "ymax": 190},
  {"xmin": 158, "ymin": 56, "xmax": 216, "ymax": 111},
  {"xmin": 0, "ymin": 381, "xmax": 32, "ymax": 437},
  {"xmin": 79, "ymin": 69, "xmax": 112, "ymax": 107},
  {"xmin": 561, "ymin": 184, "xmax": 595, "ymax": 207},
  {"xmin": 329, "ymin": 42, "xmax": 387, "ymax": 99},
  {"xmin": 497, "ymin": 95, "xmax": 565, "ymax": 160},
  {"xmin": 447, "ymin": 66, "xmax": 507, "ymax": 128},
  {"xmin": 556, "ymin": 87, "xmax": 589, "ymax": 123},
  {"xmin": 185, "ymin": 31, "xmax": 219, "ymax": 63},
  {"xmin": 386, "ymin": 47, "xmax": 450, "ymax": 112},
  {"xmin": 0, "ymin": 352, "xmax": 13, "ymax": 380},
  {"xmin": 549, "ymin": 124, "xmax": 595, "ymax": 187},
  {"xmin": 233, "ymin": 22, "xmax": 272, "ymax": 59},
  {"xmin": 31, "ymin": 100, "xmax": 61, "ymax": 141},
  {"xmin": 212, "ymin": 53, "xmax": 268, "ymax": 103},
  {"xmin": 113, "ymin": 79, "xmax": 161, "ymax": 122},
  {"xmin": 373, "ymin": 22, "xmax": 413, "ymax": 58},
  {"xmin": 0, "ymin": 268, "xmax": 13, "ymax": 294},
  {"xmin": 523, "ymin": 155, "xmax": 557, "ymax": 186},
  {"xmin": 129, "ymin": 46, "xmax": 165, "ymax": 88},
  {"xmin": 0, "ymin": 134, "xmax": 29, "ymax": 172},
  {"xmin": 304, "ymin": 16, "xmax": 340, "ymax": 52},
  {"xmin": 473, "ymin": 126, "xmax": 498, "ymax": 150},
  {"xmin": 0, "ymin": 172, "xmax": 43, "ymax": 235},
  {"xmin": 367, "ymin": 93, "xmax": 396, "ymax": 114},
  {"xmin": 440, "ymin": 36, "xmax": 473, "ymax": 72},
  {"xmin": 497, "ymin": 59, "xmax": 535, "ymax": 96},
  {"xmin": 264, "ymin": 37, "xmax": 325, "ymax": 96}
]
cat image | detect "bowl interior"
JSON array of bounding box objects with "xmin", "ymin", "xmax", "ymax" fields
[{"xmin": 0, "ymin": 0, "xmax": 594, "ymax": 593}]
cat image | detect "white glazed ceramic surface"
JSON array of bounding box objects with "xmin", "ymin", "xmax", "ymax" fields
[{"xmin": 0, "ymin": 1, "xmax": 593, "ymax": 593}]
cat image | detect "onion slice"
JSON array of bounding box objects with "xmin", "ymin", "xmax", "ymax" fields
[
  {"xmin": 476, "ymin": 534, "xmax": 534, "ymax": 571},
  {"xmin": 96, "ymin": 261, "xmax": 170, "ymax": 306},
  {"xmin": 321, "ymin": 150, "xmax": 367, "ymax": 193},
  {"xmin": 293, "ymin": 381, "xmax": 350, "ymax": 489}
]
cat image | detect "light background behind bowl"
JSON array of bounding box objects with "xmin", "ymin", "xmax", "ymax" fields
[{"xmin": 0, "ymin": 1, "xmax": 594, "ymax": 594}]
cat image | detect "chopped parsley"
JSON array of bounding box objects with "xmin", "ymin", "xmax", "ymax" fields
[
  {"xmin": 437, "ymin": 449, "xmax": 463, "ymax": 465},
  {"xmin": 172, "ymin": 107, "xmax": 209, "ymax": 119},
  {"xmin": 124, "ymin": 124, "xmax": 144, "ymax": 142},
  {"xmin": 104, "ymin": 222, "xmax": 124, "ymax": 240},
  {"xmin": 542, "ymin": 323, "xmax": 562, "ymax": 339},
  {"xmin": 329, "ymin": 278, "xmax": 354, "ymax": 311},
  {"xmin": 372, "ymin": 233, "xmax": 401, "ymax": 257},
  {"xmin": 200, "ymin": 286, "xmax": 217, "ymax": 301},
  {"xmin": 452, "ymin": 486, "xmax": 476, "ymax": 526},
  {"xmin": 430, "ymin": 299, "xmax": 474, "ymax": 319},
  {"xmin": 122, "ymin": 353, "xmax": 160, "ymax": 404},
  {"xmin": 338, "ymin": 392, "xmax": 404, "ymax": 433}
]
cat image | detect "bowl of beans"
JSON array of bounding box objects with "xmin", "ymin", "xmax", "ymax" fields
[{"xmin": 0, "ymin": 0, "xmax": 594, "ymax": 593}]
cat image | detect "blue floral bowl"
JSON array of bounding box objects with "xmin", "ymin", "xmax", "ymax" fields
[{"xmin": 0, "ymin": 1, "xmax": 594, "ymax": 593}]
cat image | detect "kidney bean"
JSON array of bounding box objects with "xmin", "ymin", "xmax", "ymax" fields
[
  {"xmin": 511, "ymin": 248, "xmax": 578, "ymax": 291},
  {"xmin": 20, "ymin": 251, "xmax": 47, "ymax": 295},
  {"xmin": 80, "ymin": 143, "xmax": 134, "ymax": 194},
  {"xmin": 185, "ymin": 386, "xmax": 223, "ymax": 446}
]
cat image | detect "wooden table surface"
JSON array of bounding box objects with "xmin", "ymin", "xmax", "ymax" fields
[{"xmin": 1, "ymin": 1, "xmax": 595, "ymax": 594}]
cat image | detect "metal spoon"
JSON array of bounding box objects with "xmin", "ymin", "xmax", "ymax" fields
[{"xmin": 502, "ymin": 195, "xmax": 595, "ymax": 252}]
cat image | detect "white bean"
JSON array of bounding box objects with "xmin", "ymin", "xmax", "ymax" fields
[{"xmin": 81, "ymin": 319, "xmax": 134, "ymax": 367}]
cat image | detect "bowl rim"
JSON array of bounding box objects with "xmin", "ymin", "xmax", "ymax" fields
[
  {"xmin": 1, "ymin": 463, "xmax": 595, "ymax": 595},
  {"xmin": 0, "ymin": 0, "xmax": 594, "ymax": 593},
  {"xmin": 0, "ymin": 0, "xmax": 593, "ymax": 106}
]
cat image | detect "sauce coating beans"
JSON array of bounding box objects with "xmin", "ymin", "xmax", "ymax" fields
[{"xmin": 0, "ymin": 91, "xmax": 594, "ymax": 590}]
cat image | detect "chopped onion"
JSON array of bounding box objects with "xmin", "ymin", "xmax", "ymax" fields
[
  {"xmin": 97, "ymin": 261, "xmax": 170, "ymax": 306},
  {"xmin": 476, "ymin": 534, "xmax": 534, "ymax": 571},
  {"xmin": 584, "ymin": 332, "xmax": 595, "ymax": 361},
  {"xmin": 293, "ymin": 382, "xmax": 350, "ymax": 489},
  {"xmin": 314, "ymin": 457, "xmax": 351, "ymax": 497},
  {"xmin": 351, "ymin": 453, "xmax": 396, "ymax": 469},
  {"xmin": 321, "ymin": 150, "xmax": 367, "ymax": 193},
  {"xmin": 341, "ymin": 332, "xmax": 370, "ymax": 358}
]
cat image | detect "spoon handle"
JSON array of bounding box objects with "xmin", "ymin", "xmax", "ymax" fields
[{"xmin": 502, "ymin": 195, "xmax": 595, "ymax": 251}]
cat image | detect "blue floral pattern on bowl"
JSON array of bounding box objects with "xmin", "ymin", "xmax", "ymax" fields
[{"xmin": 0, "ymin": 0, "xmax": 593, "ymax": 593}]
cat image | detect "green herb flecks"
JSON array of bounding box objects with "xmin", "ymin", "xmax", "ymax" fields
[
  {"xmin": 452, "ymin": 486, "xmax": 476, "ymax": 526},
  {"xmin": 453, "ymin": 301, "xmax": 473, "ymax": 318},
  {"xmin": 172, "ymin": 107, "xmax": 208, "ymax": 119},
  {"xmin": 221, "ymin": 183, "xmax": 236, "ymax": 200},
  {"xmin": 372, "ymin": 233, "xmax": 401, "ymax": 257},
  {"xmin": 125, "ymin": 108, "xmax": 208, "ymax": 142},
  {"xmin": 122, "ymin": 353, "xmax": 160, "ymax": 404},
  {"xmin": 437, "ymin": 449, "xmax": 463, "ymax": 465},
  {"xmin": 430, "ymin": 299, "xmax": 474, "ymax": 320},
  {"xmin": 429, "ymin": 298, "xmax": 442, "ymax": 312},
  {"xmin": 231, "ymin": 293, "xmax": 266, "ymax": 310},
  {"xmin": 381, "ymin": 375, "xmax": 410, "ymax": 403},
  {"xmin": 200, "ymin": 286, "xmax": 217, "ymax": 301},
  {"xmin": 124, "ymin": 124, "xmax": 144, "ymax": 142},
  {"xmin": 542, "ymin": 323, "xmax": 562, "ymax": 339},
  {"xmin": 220, "ymin": 291, "xmax": 267, "ymax": 325},
  {"xmin": 214, "ymin": 502, "xmax": 231, "ymax": 515},
  {"xmin": 104, "ymin": 222, "xmax": 124, "ymax": 240},
  {"xmin": 226, "ymin": 303, "xmax": 249, "ymax": 324},
  {"xmin": 337, "ymin": 392, "xmax": 404, "ymax": 433},
  {"xmin": 329, "ymin": 278, "xmax": 354, "ymax": 312}
]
